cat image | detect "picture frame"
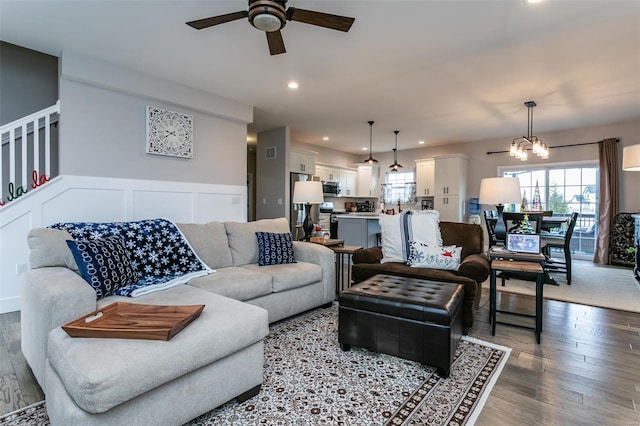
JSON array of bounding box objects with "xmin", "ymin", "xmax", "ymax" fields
[{"xmin": 506, "ymin": 233, "xmax": 541, "ymax": 254}]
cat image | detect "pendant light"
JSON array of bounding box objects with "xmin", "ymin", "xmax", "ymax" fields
[
  {"xmin": 389, "ymin": 130, "xmax": 403, "ymax": 171},
  {"xmin": 509, "ymin": 101, "xmax": 549, "ymax": 161},
  {"xmin": 364, "ymin": 120, "xmax": 378, "ymax": 164}
]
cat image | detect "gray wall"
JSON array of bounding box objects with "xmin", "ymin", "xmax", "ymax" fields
[
  {"xmin": 256, "ymin": 127, "xmax": 289, "ymax": 220},
  {"xmin": 293, "ymin": 118, "xmax": 640, "ymax": 214},
  {"xmin": 58, "ymin": 52, "xmax": 252, "ymax": 186},
  {"xmin": 0, "ymin": 42, "xmax": 58, "ymax": 125}
]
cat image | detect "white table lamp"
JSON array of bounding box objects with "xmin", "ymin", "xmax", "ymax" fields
[
  {"xmin": 623, "ymin": 144, "xmax": 640, "ymax": 171},
  {"xmin": 293, "ymin": 181, "xmax": 324, "ymax": 241},
  {"xmin": 479, "ymin": 177, "xmax": 522, "ymax": 243}
]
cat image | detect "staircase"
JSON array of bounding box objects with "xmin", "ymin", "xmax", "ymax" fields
[{"xmin": 1, "ymin": 101, "xmax": 59, "ymax": 206}]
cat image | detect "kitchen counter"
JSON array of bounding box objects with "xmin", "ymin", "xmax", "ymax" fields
[
  {"xmin": 335, "ymin": 212, "xmax": 380, "ymax": 220},
  {"xmin": 337, "ymin": 215, "xmax": 381, "ymax": 248}
]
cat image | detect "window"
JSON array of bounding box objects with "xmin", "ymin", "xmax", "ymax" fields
[
  {"xmin": 382, "ymin": 171, "xmax": 416, "ymax": 204},
  {"xmin": 499, "ymin": 162, "xmax": 597, "ymax": 256}
]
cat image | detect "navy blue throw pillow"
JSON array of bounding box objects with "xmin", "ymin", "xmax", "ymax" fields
[
  {"xmin": 66, "ymin": 237, "xmax": 140, "ymax": 299},
  {"xmin": 255, "ymin": 232, "xmax": 297, "ymax": 266}
]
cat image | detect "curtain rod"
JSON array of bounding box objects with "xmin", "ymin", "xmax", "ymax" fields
[{"xmin": 486, "ymin": 138, "xmax": 620, "ymax": 155}]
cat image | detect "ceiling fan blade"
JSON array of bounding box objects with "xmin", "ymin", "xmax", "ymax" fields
[
  {"xmin": 186, "ymin": 11, "xmax": 248, "ymax": 30},
  {"xmin": 266, "ymin": 30, "xmax": 286, "ymax": 55},
  {"xmin": 287, "ymin": 8, "xmax": 355, "ymax": 32}
]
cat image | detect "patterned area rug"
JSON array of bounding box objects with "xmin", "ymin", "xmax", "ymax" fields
[{"xmin": 0, "ymin": 305, "xmax": 510, "ymax": 426}]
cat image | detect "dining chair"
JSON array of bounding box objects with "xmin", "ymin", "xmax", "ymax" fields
[
  {"xmin": 483, "ymin": 210, "xmax": 499, "ymax": 247},
  {"xmin": 502, "ymin": 212, "xmax": 544, "ymax": 235},
  {"xmin": 541, "ymin": 212, "xmax": 579, "ymax": 285}
]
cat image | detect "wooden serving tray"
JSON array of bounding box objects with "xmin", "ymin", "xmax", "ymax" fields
[{"xmin": 62, "ymin": 302, "xmax": 205, "ymax": 341}]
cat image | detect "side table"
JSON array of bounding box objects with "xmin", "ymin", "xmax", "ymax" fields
[
  {"xmin": 331, "ymin": 245, "xmax": 362, "ymax": 295},
  {"xmin": 489, "ymin": 251, "xmax": 545, "ymax": 344}
]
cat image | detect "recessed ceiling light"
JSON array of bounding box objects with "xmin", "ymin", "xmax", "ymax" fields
[
  {"xmin": 418, "ymin": 140, "xmax": 425, "ymax": 145},
  {"xmin": 525, "ymin": 0, "xmax": 542, "ymax": 4},
  {"xmin": 323, "ymin": 136, "xmax": 329, "ymax": 141},
  {"xmin": 362, "ymin": 147, "xmax": 368, "ymax": 151},
  {"xmin": 288, "ymin": 81, "xmax": 299, "ymax": 89}
]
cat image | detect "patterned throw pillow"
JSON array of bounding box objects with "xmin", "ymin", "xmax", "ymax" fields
[
  {"xmin": 379, "ymin": 210, "xmax": 442, "ymax": 264},
  {"xmin": 255, "ymin": 232, "xmax": 297, "ymax": 266},
  {"xmin": 407, "ymin": 241, "xmax": 462, "ymax": 271},
  {"xmin": 66, "ymin": 237, "xmax": 140, "ymax": 299}
]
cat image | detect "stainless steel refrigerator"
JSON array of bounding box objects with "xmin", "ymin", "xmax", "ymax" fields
[{"xmin": 290, "ymin": 172, "xmax": 319, "ymax": 240}]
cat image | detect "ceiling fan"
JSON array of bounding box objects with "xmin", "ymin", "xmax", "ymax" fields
[{"xmin": 186, "ymin": 0, "xmax": 355, "ymax": 56}]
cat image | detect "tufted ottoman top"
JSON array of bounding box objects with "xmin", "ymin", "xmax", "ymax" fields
[{"xmin": 339, "ymin": 274, "xmax": 464, "ymax": 325}]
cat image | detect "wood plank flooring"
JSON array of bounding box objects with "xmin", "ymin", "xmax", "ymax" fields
[{"xmin": 1, "ymin": 278, "xmax": 639, "ymax": 424}]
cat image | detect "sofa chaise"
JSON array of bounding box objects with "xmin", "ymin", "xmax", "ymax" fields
[{"xmin": 21, "ymin": 217, "xmax": 335, "ymax": 425}]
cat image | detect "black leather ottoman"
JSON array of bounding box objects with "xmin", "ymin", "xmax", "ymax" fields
[{"xmin": 338, "ymin": 274, "xmax": 464, "ymax": 377}]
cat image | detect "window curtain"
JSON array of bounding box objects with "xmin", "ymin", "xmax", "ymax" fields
[{"xmin": 593, "ymin": 138, "xmax": 619, "ymax": 264}]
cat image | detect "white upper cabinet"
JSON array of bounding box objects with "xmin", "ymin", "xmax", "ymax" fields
[
  {"xmin": 356, "ymin": 164, "xmax": 380, "ymax": 198},
  {"xmin": 290, "ymin": 149, "xmax": 316, "ymax": 174},
  {"xmin": 434, "ymin": 155, "xmax": 467, "ymax": 196},
  {"xmin": 340, "ymin": 169, "xmax": 357, "ymax": 196},
  {"xmin": 415, "ymin": 159, "xmax": 435, "ymax": 197}
]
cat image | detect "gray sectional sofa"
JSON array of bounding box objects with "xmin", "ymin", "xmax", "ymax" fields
[{"xmin": 21, "ymin": 217, "xmax": 335, "ymax": 425}]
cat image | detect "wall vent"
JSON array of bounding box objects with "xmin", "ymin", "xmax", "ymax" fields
[{"xmin": 265, "ymin": 146, "xmax": 277, "ymax": 159}]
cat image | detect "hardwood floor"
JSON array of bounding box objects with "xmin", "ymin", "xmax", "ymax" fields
[
  {"xmin": 472, "ymin": 293, "xmax": 640, "ymax": 426},
  {"xmin": 1, "ymin": 286, "xmax": 639, "ymax": 424}
]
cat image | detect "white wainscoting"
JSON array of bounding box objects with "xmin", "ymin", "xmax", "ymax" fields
[{"xmin": 0, "ymin": 175, "xmax": 247, "ymax": 313}]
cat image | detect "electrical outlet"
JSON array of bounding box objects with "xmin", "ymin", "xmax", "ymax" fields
[{"xmin": 16, "ymin": 263, "xmax": 27, "ymax": 276}]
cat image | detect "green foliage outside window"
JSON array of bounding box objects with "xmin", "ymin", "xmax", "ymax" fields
[{"xmin": 549, "ymin": 184, "xmax": 569, "ymax": 213}]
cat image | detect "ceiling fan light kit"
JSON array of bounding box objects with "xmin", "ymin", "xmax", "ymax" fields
[
  {"xmin": 249, "ymin": 1, "xmax": 286, "ymax": 32},
  {"xmin": 510, "ymin": 100, "xmax": 549, "ymax": 161},
  {"xmin": 364, "ymin": 120, "xmax": 378, "ymax": 164},
  {"xmin": 186, "ymin": 0, "xmax": 355, "ymax": 56},
  {"xmin": 389, "ymin": 130, "xmax": 403, "ymax": 171}
]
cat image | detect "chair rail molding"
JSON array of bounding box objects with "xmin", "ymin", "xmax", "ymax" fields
[{"xmin": 0, "ymin": 174, "xmax": 247, "ymax": 313}]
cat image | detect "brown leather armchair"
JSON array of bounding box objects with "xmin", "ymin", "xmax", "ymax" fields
[{"xmin": 350, "ymin": 221, "xmax": 490, "ymax": 328}]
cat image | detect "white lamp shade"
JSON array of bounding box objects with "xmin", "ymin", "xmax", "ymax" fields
[
  {"xmin": 292, "ymin": 181, "xmax": 324, "ymax": 204},
  {"xmin": 623, "ymin": 144, "xmax": 640, "ymax": 171},
  {"xmin": 479, "ymin": 177, "xmax": 522, "ymax": 206}
]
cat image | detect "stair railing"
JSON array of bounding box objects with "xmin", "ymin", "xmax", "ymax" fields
[{"xmin": 0, "ymin": 101, "xmax": 59, "ymax": 205}]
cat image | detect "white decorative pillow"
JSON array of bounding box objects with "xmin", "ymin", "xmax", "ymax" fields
[
  {"xmin": 379, "ymin": 210, "xmax": 442, "ymax": 264},
  {"xmin": 408, "ymin": 241, "xmax": 462, "ymax": 271}
]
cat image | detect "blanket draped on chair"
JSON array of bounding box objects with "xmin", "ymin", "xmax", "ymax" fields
[{"xmin": 51, "ymin": 218, "xmax": 212, "ymax": 297}]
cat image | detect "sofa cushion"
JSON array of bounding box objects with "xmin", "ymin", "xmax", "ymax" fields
[
  {"xmin": 241, "ymin": 261, "xmax": 322, "ymax": 292},
  {"xmin": 187, "ymin": 267, "xmax": 273, "ymax": 301},
  {"xmin": 379, "ymin": 211, "xmax": 442, "ymax": 264},
  {"xmin": 256, "ymin": 232, "xmax": 296, "ymax": 266},
  {"xmin": 177, "ymin": 222, "xmax": 233, "ymax": 269},
  {"xmin": 225, "ymin": 218, "xmax": 291, "ymax": 266},
  {"xmin": 66, "ymin": 237, "xmax": 141, "ymax": 299},
  {"xmin": 49, "ymin": 285, "xmax": 269, "ymax": 414},
  {"xmin": 27, "ymin": 228, "xmax": 79, "ymax": 272}
]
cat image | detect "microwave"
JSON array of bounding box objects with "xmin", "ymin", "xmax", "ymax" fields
[{"xmin": 322, "ymin": 181, "xmax": 341, "ymax": 196}]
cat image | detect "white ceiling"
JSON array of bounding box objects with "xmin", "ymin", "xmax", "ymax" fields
[{"xmin": 1, "ymin": 0, "xmax": 639, "ymax": 155}]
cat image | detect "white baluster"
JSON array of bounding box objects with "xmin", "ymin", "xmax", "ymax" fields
[
  {"xmin": 33, "ymin": 117, "xmax": 40, "ymax": 179},
  {"xmin": 45, "ymin": 113, "xmax": 51, "ymax": 177},
  {"xmin": 9, "ymin": 128, "xmax": 16, "ymax": 190},
  {"xmin": 22, "ymin": 122, "xmax": 28, "ymax": 190}
]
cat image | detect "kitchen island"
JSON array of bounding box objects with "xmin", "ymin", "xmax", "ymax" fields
[{"xmin": 337, "ymin": 214, "xmax": 381, "ymax": 249}]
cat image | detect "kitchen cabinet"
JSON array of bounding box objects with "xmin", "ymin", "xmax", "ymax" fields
[
  {"xmin": 340, "ymin": 170, "xmax": 357, "ymax": 196},
  {"xmin": 316, "ymin": 166, "xmax": 340, "ymax": 182},
  {"xmin": 415, "ymin": 159, "xmax": 435, "ymax": 196},
  {"xmin": 434, "ymin": 195, "xmax": 464, "ymax": 222},
  {"xmin": 356, "ymin": 164, "xmax": 380, "ymax": 198},
  {"xmin": 434, "ymin": 155, "xmax": 467, "ymax": 196},
  {"xmin": 337, "ymin": 215, "xmax": 381, "ymax": 248},
  {"xmin": 290, "ymin": 149, "xmax": 316, "ymax": 174},
  {"xmin": 433, "ymin": 155, "xmax": 467, "ymax": 222}
]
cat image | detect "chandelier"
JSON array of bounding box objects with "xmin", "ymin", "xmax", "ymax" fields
[
  {"xmin": 510, "ymin": 101, "xmax": 549, "ymax": 161},
  {"xmin": 389, "ymin": 130, "xmax": 403, "ymax": 171}
]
